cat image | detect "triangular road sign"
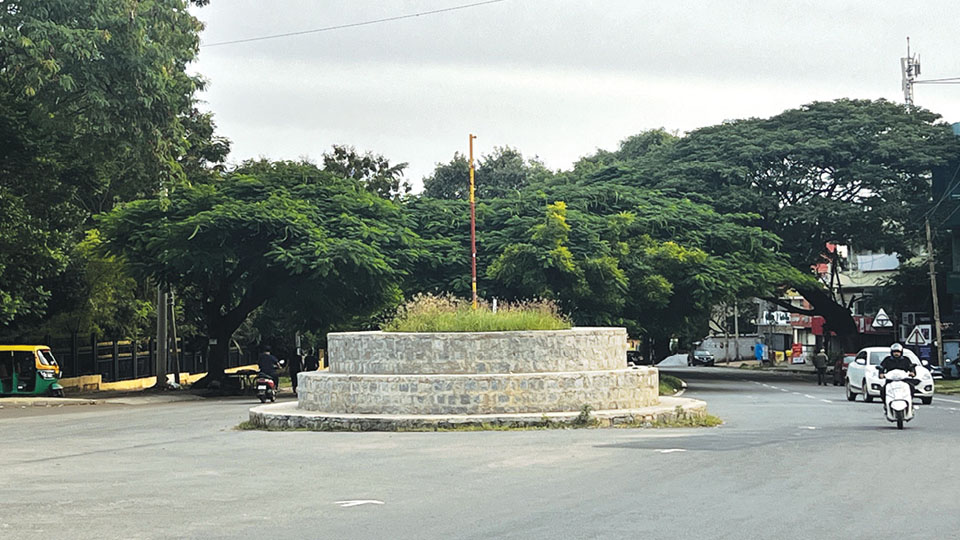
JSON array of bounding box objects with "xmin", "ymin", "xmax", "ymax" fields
[
  {"xmin": 872, "ymin": 308, "xmax": 893, "ymax": 328},
  {"xmin": 905, "ymin": 326, "xmax": 929, "ymax": 346}
]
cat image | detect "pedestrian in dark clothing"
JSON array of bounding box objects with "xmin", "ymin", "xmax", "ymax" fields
[
  {"xmin": 289, "ymin": 352, "xmax": 302, "ymax": 394},
  {"xmin": 813, "ymin": 348, "xmax": 828, "ymax": 386},
  {"xmin": 304, "ymin": 349, "xmax": 320, "ymax": 371}
]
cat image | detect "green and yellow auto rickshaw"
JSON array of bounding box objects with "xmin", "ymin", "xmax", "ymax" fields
[{"xmin": 0, "ymin": 345, "xmax": 64, "ymax": 397}]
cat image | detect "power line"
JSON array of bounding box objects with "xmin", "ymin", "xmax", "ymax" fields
[
  {"xmin": 915, "ymin": 77, "xmax": 960, "ymax": 84},
  {"xmin": 201, "ymin": 0, "xmax": 508, "ymax": 48}
]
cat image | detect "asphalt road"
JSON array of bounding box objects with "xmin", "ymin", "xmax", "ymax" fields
[{"xmin": 3, "ymin": 368, "xmax": 960, "ymax": 540}]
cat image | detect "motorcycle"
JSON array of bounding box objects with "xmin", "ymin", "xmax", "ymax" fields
[
  {"xmin": 255, "ymin": 373, "xmax": 277, "ymax": 403},
  {"xmin": 881, "ymin": 369, "xmax": 917, "ymax": 429}
]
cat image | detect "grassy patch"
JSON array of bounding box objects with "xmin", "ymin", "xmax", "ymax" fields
[
  {"xmin": 236, "ymin": 420, "xmax": 561, "ymax": 432},
  {"xmin": 937, "ymin": 379, "xmax": 960, "ymax": 395},
  {"xmin": 398, "ymin": 423, "xmax": 555, "ymax": 432},
  {"xmin": 382, "ymin": 294, "xmax": 571, "ymax": 332},
  {"xmin": 650, "ymin": 414, "xmax": 724, "ymax": 428},
  {"xmin": 236, "ymin": 421, "xmax": 312, "ymax": 432},
  {"xmin": 615, "ymin": 413, "xmax": 723, "ymax": 429},
  {"xmin": 659, "ymin": 375, "xmax": 684, "ymax": 395}
]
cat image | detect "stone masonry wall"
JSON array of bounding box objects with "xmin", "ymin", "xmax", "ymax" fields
[
  {"xmin": 298, "ymin": 328, "xmax": 658, "ymax": 415},
  {"xmin": 327, "ymin": 327, "xmax": 626, "ymax": 374},
  {"xmin": 297, "ymin": 368, "xmax": 657, "ymax": 415}
]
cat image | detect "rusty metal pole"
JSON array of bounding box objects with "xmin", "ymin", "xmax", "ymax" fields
[{"xmin": 469, "ymin": 133, "xmax": 478, "ymax": 309}]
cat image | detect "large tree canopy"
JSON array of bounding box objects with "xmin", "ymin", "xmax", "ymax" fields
[
  {"xmin": 407, "ymin": 173, "xmax": 798, "ymax": 356},
  {"xmin": 588, "ymin": 99, "xmax": 960, "ymax": 348},
  {"xmin": 0, "ymin": 0, "xmax": 219, "ymax": 328},
  {"xmin": 99, "ymin": 160, "xmax": 422, "ymax": 381},
  {"xmin": 422, "ymin": 146, "xmax": 552, "ymax": 200}
]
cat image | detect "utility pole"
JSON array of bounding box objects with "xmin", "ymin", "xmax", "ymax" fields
[
  {"xmin": 733, "ymin": 302, "xmax": 741, "ymax": 361},
  {"xmin": 469, "ymin": 133, "xmax": 478, "ymax": 310},
  {"xmin": 169, "ymin": 291, "xmax": 181, "ymax": 385},
  {"xmin": 901, "ymin": 38, "xmax": 947, "ymax": 366},
  {"xmin": 926, "ymin": 219, "xmax": 945, "ymax": 366},
  {"xmin": 155, "ymin": 285, "xmax": 169, "ymax": 389}
]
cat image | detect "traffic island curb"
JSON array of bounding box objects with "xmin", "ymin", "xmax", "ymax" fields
[{"xmin": 246, "ymin": 396, "xmax": 710, "ymax": 431}]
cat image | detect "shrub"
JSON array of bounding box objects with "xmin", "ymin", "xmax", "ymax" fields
[
  {"xmin": 382, "ymin": 294, "xmax": 572, "ymax": 332},
  {"xmin": 659, "ymin": 375, "xmax": 684, "ymax": 395}
]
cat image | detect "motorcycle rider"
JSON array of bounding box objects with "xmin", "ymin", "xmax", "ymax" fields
[
  {"xmin": 257, "ymin": 345, "xmax": 281, "ymax": 390},
  {"xmin": 879, "ymin": 343, "xmax": 916, "ymax": 405}
]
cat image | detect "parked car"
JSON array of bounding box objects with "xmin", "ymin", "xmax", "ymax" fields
[
  {"xmin": 845, "ymin": 346, "xmax": 935, "ymax": 405},
  {"xmin": 831, "ymin": 353, "xmax": 857, "ymax": 386},
  {"xmin": 688, "ymin": 350, "xmax": 715, "ymax": 366}
]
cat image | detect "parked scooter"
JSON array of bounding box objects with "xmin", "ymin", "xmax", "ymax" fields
[
  {"xmin": 881, "ymin": 369, "xmax": 917, "ymax": 429},
  {"xmin": 255, "ymin": 374, "xmax": 277, "ymax": 403}
]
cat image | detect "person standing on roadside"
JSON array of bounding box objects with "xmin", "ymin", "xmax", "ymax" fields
[
  {"xmin": 304, "ymin": 348, "xmax": 320, "ymax": 372},
  {"xmin": 288, "ymin": 348, "xmax": 302, "ymax": 395},
  {"xmin": 813, "ymin": 348, "xmax": 828, "ymax": 386}
]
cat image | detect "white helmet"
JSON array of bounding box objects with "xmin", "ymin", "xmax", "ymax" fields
[{"xmin": 890, "ymin": 343, "xmax": 904, "ymax": 353}]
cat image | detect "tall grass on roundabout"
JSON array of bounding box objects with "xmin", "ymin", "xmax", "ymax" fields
[{"xmin": 382, "ymin": 294, "xmax": 572, "ymax": 333}]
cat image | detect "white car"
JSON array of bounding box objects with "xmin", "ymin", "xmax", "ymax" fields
[{"xmin": 845, "ymin": 347, "xmax": 935, "ymax": 405}]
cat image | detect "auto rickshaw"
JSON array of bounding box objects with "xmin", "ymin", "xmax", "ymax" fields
[{"xmin": 0, "ymin": 345, "xmax": 64, "ymax": 397}]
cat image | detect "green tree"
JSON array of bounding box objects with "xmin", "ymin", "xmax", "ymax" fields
[
  {"xmin": 99, "ymin": 160, "xmax": 421, "ymax": 383},
  {"xmin": 407, "ymin": 179, "xmax": 795, "ymax": 358},
  {"xmin": 0, "ymin": 0, "xmax": 215, "ymax": 327},
  {"xmin": 25, "ymin": 231, "xmax": 152, "ymax": 339},
  {"xmin": 617, "ymin": 99, "xmax": 960, "ymax": 349},
  {"xmin": 488, "ymin": 201, "xmax": 627, "ymax": 323},
  {"xmin": 422, "ymin": 146, "xmax": 552, "ymax": 200},
  {"xmin": 322, "ymin": 144, "xmax": 410, "ymax": 199}
]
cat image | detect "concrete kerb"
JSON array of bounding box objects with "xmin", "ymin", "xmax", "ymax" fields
[
  {"xmin": 248, "ymin": 396, "xmax": 708, "ymax": 431},
  {"xmin": 0, "ymin": 397, "xmax": 99, "ymax": 408},
  {"xmin": 0, "ymin": 392, "xmax": 210, "ymax": 408}
]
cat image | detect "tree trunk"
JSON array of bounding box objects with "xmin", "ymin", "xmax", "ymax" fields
[
  {"xmin": 796, "ymin": 284, "xmax": 860, "ymax": 353},
  {"xmin": 191, "ymin": 324, "xmax": 233, "ymax": 388}
]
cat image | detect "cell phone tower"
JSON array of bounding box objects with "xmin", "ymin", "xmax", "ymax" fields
[{"xmin": 901, "ymin": 37, "xmax": 921, "ymax": 106}]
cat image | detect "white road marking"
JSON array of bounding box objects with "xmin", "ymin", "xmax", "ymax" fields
[
  {"xmin": 334, "ymin": 500, "xmax": 384, "ymax": 508},
  {"xmin": 804, "ymin": 394, "xmax": 816, "ymax": 399},
  {"xmin": 780, "ymin": 388, "xmax": 789, "ymax": 392},
  {"xmin": 936, "ymin": 397, "xmax": 960, "ymax": 404},
  {"xmin": 657, "ymin": 449, "xmax": 687, "ymax": 454},
  {"xmin": 820, "ymin": 399, "xmax": 833, "ymax": 404},
  {"xmin": 799, "ymin": 426, "xmax": 817, "ymax": 430},
  {"xmin": 792, "ymin": 392, "xmax": 802, "ymax": 395}
]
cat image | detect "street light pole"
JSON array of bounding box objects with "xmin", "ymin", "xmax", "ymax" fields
[{"xmin": 469, "ymin": 133, "xmax": 478, "ymax": 310}]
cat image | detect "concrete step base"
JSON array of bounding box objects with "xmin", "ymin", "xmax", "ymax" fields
[{"xmin": 249, "ymin": 396, "xmax": 708, "ymax": 431}]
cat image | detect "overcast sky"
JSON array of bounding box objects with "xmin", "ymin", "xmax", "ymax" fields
[{"xmin": 190, "ymin": 0, "xmax": 960, "ymax": 189}]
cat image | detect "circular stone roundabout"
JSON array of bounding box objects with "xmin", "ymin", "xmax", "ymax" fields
[{"xmin": 250, "ymin": 327, "xmax": 707, "ymax": 431}]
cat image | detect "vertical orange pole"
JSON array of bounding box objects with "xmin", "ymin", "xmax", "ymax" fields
[{"xmin": 469, "ymin": 134, "xmax": 478, "ymax": 310}]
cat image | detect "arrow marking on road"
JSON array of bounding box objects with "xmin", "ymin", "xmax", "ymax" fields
[
  {"xmin": 334, "ymin": 500, "xmax": 384, "ymax": 508},
  {"xmin": 657, "ymin": 449, "xmax": 687, "ymax": 454}
]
